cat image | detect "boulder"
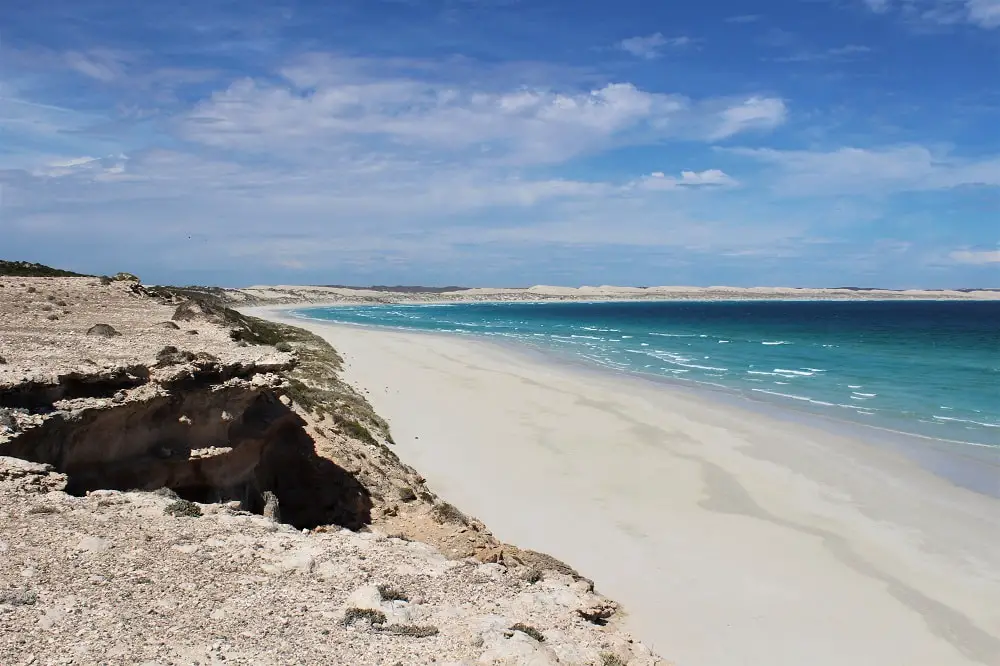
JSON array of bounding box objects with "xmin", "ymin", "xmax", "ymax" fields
[{"xmin": 86, "ymin": 323, "xmax": 121, "ymax": 337}]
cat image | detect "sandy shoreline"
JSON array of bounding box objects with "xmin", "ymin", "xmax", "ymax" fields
[{"xmin": 250, "ymin": 306, "xmax": 1000, "ymax": 666}]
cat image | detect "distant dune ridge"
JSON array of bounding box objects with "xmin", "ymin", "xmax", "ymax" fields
[{"xmin": 231, "ymin": 282, "xmax": 1000, "ymax": 306}]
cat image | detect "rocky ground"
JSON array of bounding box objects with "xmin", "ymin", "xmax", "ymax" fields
[
  {"xmin": 0, "ymin": 275, "xmax": 289, "ymax": 386},
  {"xmin": 0, "ymin": 458, "xmax": 659, "ymax": 666},
  {"xmin": 0, "ymin": 273, "xmax": 663, "ymax": 665}
]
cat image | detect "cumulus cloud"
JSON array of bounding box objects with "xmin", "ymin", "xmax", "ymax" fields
[
  {"xmin": 862, "ymin": 0, "xmax": 1000, "ymax": 28},
  {"xmin": 727, "ymin": 145, "xmax": 1000, "ymax": 195},
  {"xmin": 864, "ymin": 0, "xmax": 892, "ymax": 12},
  {"xmin": 950, "ymin": 249, "xmax": 1000, "ymax": 264},
  {"xmin": 709, "ymin": 97, "xmax": 787, "ymax": 140},
  {"xmin": 637, "ymin": 169, "xmax": 738, "ymax": 190},
  {"xmin": 180, "ymin": 57, "xmax": 787, "ymax": 164},
  {"xmin": 30, "ymin": 155, "xmax": 129, "ymax": 179},
  {"xmin": 967, "ymin": 0, "xmax": 1000, "ymax": 26},
  {"xmin": 618, "ymin": 33, "xmax": 693, "ymax": 59},
  {"xmin": 64, "ymin": 50, "xmax": 129, "ymax": 82}
]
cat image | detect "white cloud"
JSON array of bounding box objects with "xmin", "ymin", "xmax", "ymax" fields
[
  {"xmin": 709, "ymin": 97, "xmax": 787, "ymax": 140},
  {"xmin": 862, "ymin": 0, "xmax": 1000, "ymax": 28},
  {"xmin": 180, "ymin": 57, "xmax": 787, "ymax": 164},
  {"xmin": 619, "ymin": 33, "xmax": 694, "ymax": 59},
  {"xmin": 950, "ymin": 249, "xmax": 1000, "ymax": 264},
  {"xmin": 728, "ymin": 145, "xmax": 1000, "ymax": 195},
  {"xmin": 64, "ymin": 50, "xmax": 129, "ymax": 82},
  {"xmin": 637, "ymin": 169, "xmax": 738, "ymax": 190},
  {"xmin": 967, "ymin": 0, "xmax": 1000, "ymax": 26},
  {"xmin": 774, "ymin": 44, "xmax": 872, "ymax": 63},
  {"xmin": 864, "ymin": 0, "xmax": 892, "ymax": 12},
  {"xmin": 29, "ymin": 155, "xmax": 130, "ymax": 179}
]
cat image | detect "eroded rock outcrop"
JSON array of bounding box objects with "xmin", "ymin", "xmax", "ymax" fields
[
  {"xmin": 0, "ymin": 457, "xmax": 663, "ymax": 665},
  {"xmin": 0, "ymin": 275, "xmax": 658, "ymax": 665}
]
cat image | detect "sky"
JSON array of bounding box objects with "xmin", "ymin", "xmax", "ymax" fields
[{"xmin": 1, "ymin": 0, "xmax": 998, "ymax": 288}]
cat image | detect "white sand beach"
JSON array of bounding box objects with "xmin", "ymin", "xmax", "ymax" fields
[{"xmin": 253, "ymin": 308, "xmax": 1000, "ymax": 666}]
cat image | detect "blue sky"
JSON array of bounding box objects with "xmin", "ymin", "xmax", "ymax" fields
[{"xmin": 1, "ymin": 0, "xmax": 998, "ymax": 287}]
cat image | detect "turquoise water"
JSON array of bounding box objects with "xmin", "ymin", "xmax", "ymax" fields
[{"xmin": 291, "ymin": 301, "xmax": 1000, "ymax": 448}]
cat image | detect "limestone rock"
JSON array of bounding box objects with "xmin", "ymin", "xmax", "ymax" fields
[
  {"xmin": 262, "ymin": 491, "xmax": 281, "ymax": 523},
  {"xmin": 86, "ymin": 323, "xmax": 121, "ymax": 337}
]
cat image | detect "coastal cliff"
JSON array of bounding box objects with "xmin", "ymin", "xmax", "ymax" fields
[{"xmin": 0, "ymin": 271, "xmax": 660, "ymax": 665}]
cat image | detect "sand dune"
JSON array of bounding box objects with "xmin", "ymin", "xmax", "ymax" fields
[{"xmin": 233, "ymin": 284, "xmax": 1000, "ymax": 306}]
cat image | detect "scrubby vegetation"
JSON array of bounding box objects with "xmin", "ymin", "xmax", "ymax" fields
[
  {"xmin": 0, "ymin": 260, "xmax": 89, "ymax": 278},
  {"xmin": 599, "ymin": 652, "xmax": 628, "ymax": 666},
  {"xmin": 164, "ymin": 500, "xmax": 202, "ymax": 518},
  {"xmin": 376, "ymin": 584, "xmax": 409, "ymax": 602},
  {"xmin": 135, "ymin": 286, "xmax": 393, "ymax": 447},
  {"xmin": 521, "ymin": 567, "xmax": 543, "ymax": 584},
  {"xmin": 430, "ymin": 501, "xmax": 469, "ymax": 525},
  {"xmin": 509, "ymin": 623, "xmax": 545, "ymax": 642},
  {"xmin": 383, "ymin": 624, "xmax": 439, "ymax": 637},
  {"xmin": 343, "ymin": 608, "xmax": 387, "ymax": 626}
]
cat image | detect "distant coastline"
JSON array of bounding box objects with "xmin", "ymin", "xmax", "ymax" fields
[{"xmin": 222, "ymin": 283, "xmax": 1000, "ymax": 308}]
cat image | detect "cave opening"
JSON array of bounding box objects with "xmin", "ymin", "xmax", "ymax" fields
[{"xmin": 4, "ymin": 390, "xmax": 373, "ymax": 531}]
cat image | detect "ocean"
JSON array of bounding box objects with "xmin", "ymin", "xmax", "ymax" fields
[{"xmin": 290, "ymin": 300, "xmax": 1000, "ymax": 448}]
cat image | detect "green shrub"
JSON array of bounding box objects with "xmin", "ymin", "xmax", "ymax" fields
[
  {"xmin": 335, "ymin": 416, "xmax": 377, "ymax": 445},
  {"xmin": 343, "ymin": 607, "xmax": 387, "ymax": 626},
  {"xmin": 0, "ymin": 260, "xmax": 88, "ymax": 277},
  {"xmin": 384, "ymin": 624, "xmax": 438, "ymax": 637},
  {"xmin": 164, "ymin": 500, "xmax": 202, "ymax": 517},
  {"xmin": 275, "ymin": 341, "xmax": 292, "ymax": 352},
  {"xmin": 521, "ymin": 567, "xmax": 543, "ymax": 584},
  {"xmin": 600, "ymin": 653, "xmax": 627, "ymax": 666},
  {"xmin": 430, "ymin": 501, "xmax": 468, "ymax": 526},
  {"xmin": 0, "ymin": 590, "xmax": 37, "ymax": 606},
  {"xmin": 376, "ymin": 584, "xmax": 408, "ymax": 602},
  {"xmin": 509, "ymin": 623, "xmax": 545, "ymax": 642}
]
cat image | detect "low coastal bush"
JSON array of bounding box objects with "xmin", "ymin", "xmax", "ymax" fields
[
  {"xmin": 164, "ymin": 500, "xmax": 202, "ymax": 518},
  {"xmin": 521, "ymin": 567, "xmax": 543, "ymax": 584},
  {"xmin": 509, "ymin": 623, "xmax": 545, "ymax": 642},
  {"xmin": 383, "ymin": 624, "xmax": 438, "ymax": 637},
  {"xmin": 334, "ymin": 416, "xmax": 377, "ymax": 445},
  {"xmin": 599, "ymin": 653, "xmax": 628, "ymax": 666},
  {"xmin": 0, "ymin": 590, "xmax": 38, "ymax": 606},
  {"xmin": 156, "ymin": 346, "xmax": 202, "ymax": 366},
  {"xmin": 343, "ymin": 607, "xmax": 387, "ymax": 626},
  {"xmin": 430, "ymin": 501, "xmax": 469, "ymax": 525},
  {"xmin": 376, "ymin": 584, "xmax": 408, "ymax": 602},
  {"xmin": 0, "ymin": 260, "xmax": 88, "ymax": 277},
  {"xmin": 275, "ymin": 341, "xmax": 292, "ymax": 352}
]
